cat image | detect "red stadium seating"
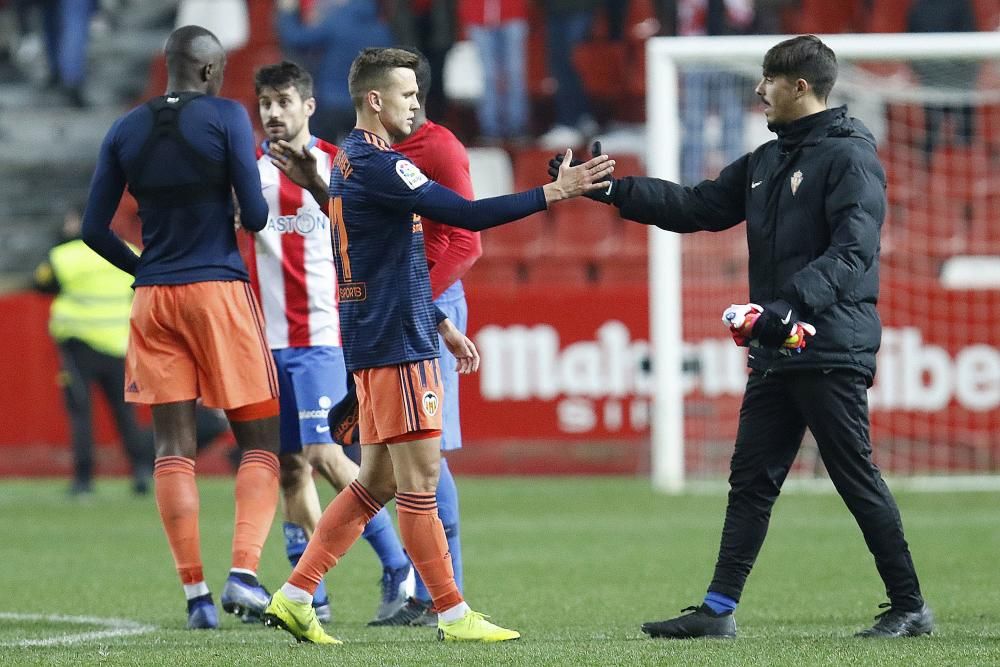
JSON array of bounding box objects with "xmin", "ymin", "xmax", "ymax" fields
[
  {"xmin": 613, "ymin": 218, "xmax": 651, "ymax": 260},
  {"xmin": 480, "ymin": 213, "xmax": 551, "ymax": 260},
  {"xmin": 927, "ymin": 146, "xmax": 994, "ymax": 203},
  {"xmin": 865, "ymin": 0, "xmax": 914, "ymax": 33},
  {"xmin": 595, "ymin": 257, "xmax": 648, "ymax": 284},
  {"xmin": 974, "ymin": 0, "xmax": 1000, "ymax": 30},
  {"xmin": 524, "ymin": 256, "xmax": 593, "ymax": 284},
  {"xmin": 573, "ymin": 41, "xmax": 628, "ymax": 103},
  {"xmin": 246, "ymin": 0, "xmax": 278, "ymax": 47},
  {"xmin": 219, "ymin": 44, "xmax": 284, "ymax": 125},
  {"xmin": 969, "ymin": 195, "xmax": 1000, "ymax": 255},
  {"xmin": 512, "ymin": 148, "xmax": 562, "ymax": 190},
  {"xmin": 786, "ymin": 0, "xmax": 863, "ymax": 34},
  {"xmin": 549, "ymin": 198, "xmax": 620, "ymax": 259},
  {"xmin": 463, "ymin": 255, "xmax": 524, "ymax": 287}
]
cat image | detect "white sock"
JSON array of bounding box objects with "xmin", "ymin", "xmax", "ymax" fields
[
  {"xmin": 183, "ymin": 581, "xmax": 210, "ymax": 600},
  {"xmin": 439, "ymin": 601, "xmax": 471, "ymax": 623},
  {"xmin": 280, "ymin": 583, "xmax": 313, "ymax": 605},
  {"xmin": 229, "ymin": 567, "xmax": 257, "ymax": 579}
]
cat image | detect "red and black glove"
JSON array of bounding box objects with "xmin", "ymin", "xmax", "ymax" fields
[{"xmin": 722, "ymin": 301, "xmax": 816, "ymax": 353}]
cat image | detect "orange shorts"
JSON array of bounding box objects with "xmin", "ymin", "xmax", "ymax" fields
[
  {"xmin": 125, "ymin": 281, "xmax": 278, "ymax": 408},
  {"xmin": 354, "ymin": 359, "xmax": 444, "ymax": 445}
]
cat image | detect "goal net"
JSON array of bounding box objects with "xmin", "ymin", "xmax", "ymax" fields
[{"xmin": 646, "ymin": 33, "xmax": 1000, "ymax": 491}]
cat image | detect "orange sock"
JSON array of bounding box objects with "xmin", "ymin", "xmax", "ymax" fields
[
  {"xmin": 153, "ymin": 456, "xmax": 203, "ymax": 585},
  {"xmin": 288, "ymin": 480, "xmax": 380, "ymax": 594},
  {"xmin": 396, "ymin": 492, "xmax": 463, "ymax": 613},
  {"xmin": 232, "ymin": 450, "xmax": 280, "ymax": 572}
]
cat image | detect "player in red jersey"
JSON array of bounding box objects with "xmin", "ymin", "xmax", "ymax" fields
[{"xmin": 261, "ymin": 47, "xmax": 612, "ymax": 644}]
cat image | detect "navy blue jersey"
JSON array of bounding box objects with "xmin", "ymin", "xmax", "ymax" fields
[
  {"xmin": 330, "ymin": 129, "xmax": 442, "ymax": 371},
  {"xmin": 82, "ymin": 94, "xmax": 268, "ymax": 286}
]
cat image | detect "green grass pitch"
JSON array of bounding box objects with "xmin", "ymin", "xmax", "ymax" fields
[{"xmin": 1, "ymin": 476, "xmax": 998, "ymax": 666}]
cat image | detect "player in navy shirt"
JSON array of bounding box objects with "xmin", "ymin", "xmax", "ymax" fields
[
  {"xmin": 81, "ymin": 26, "xmax": 282, "ymax": 630},
  {"xmin": 263, "ymin": 47, "xmax": 612, "ymax": 645}
]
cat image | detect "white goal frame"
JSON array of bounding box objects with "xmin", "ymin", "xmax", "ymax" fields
[{"xmin": 647, "ymin": 32, "xmax": 1000, "ymax": 493}]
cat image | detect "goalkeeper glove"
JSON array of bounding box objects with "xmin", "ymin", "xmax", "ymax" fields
[
  {"xmin": 722, "ymin": 301, "xmax": 816, "ymax": 353},
  {"xmin": 547, "ymin": 141, "xmax": 616, "ymax": 204}
]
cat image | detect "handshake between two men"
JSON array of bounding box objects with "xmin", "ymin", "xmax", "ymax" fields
[{"xmin": 546, "ymin": 142, "xmax": 817, "ymax": 355}]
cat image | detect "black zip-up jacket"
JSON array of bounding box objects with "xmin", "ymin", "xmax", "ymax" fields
[{"xmin": 611, "ymin": 106, "xmax": 884, "ymax": 382}]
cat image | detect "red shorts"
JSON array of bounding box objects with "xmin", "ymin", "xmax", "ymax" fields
[
  {"xmin": 354, "ymin": 359, "xmax": 444, "ymax": 444},
  {"xmin": 125, "ymin": 281, "xmax": 278, "ymax": 408}
]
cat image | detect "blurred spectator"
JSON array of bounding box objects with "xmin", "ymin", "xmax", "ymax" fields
[
  {"xmin": 537, "ymin": 0, "xmax": 602, "ymax": 149},
  {"xmin": 0, "ymin": 1, "xmax": 25, "ymax": 82},
  {"xmin": 601, "ymin": 0, "xmax": 631, "ymax": 40},
  {"xmin": 752, "ymin": 0, "xmax": 795, "ymax": 34},
  {"xmin": 907, "ymin": 0, "xmax": 979, "ymax": 160},
  {"xmin": 276, "ymin": 0, "xmax": 393, "ymax": 143},
  {"xmin": 678, "ymin": 0, "xmax": 754, "ymax": 185},
  {"xmin": 37, "ymin": 0, "xmax": 96, "ymax": 107},
  {"xmin": 33, "ymin": 203, "xmax": 154, "ymax": 497},
  {"xmin": 384, "ymin": 0, "xmax": 457, "ymax": 121},
  {"xmin": 459, "ymin": 0, "xmax": 529, "ymax": 143}
]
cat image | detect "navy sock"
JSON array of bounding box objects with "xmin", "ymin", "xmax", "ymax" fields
[
  {"xmin": 413, "ymin": 458, "xmax": 462, "ymax": 602},
  {"xmin": 703, "ymin": 591, "xmax": 738, "ymax": 615}
]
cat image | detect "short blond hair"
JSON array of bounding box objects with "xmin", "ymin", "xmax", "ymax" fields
[{"xmin": 348, "ymin": 47, "xmax": 420, "ymax": 110}]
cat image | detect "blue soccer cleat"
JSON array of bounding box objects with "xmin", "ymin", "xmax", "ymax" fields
[
  {"xmin": 313, "ymin": 584, "xmax": 332, "ymax": 625},
  {"xmin": 187, "ymin": 594, "xmax": 219, "ymax": 630},
  {"xmin": 368, "ymin": 564, "xmax": 416, "ymax": 625},
  {"xmin": 221, "ymin": 574, "xmax": 271, "ymax": 622}
]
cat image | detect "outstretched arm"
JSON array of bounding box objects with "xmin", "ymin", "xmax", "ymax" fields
[
  {"xmin": 550, "ymin": 143, "xmax": 748, "ymax": 233},
  {"xmin": 412, "ymin": 151, "xmax": 614, "ymax": 231},
  {"xmin": 269, "ymin": 143, "xmax": 614, "ymax": 231}
]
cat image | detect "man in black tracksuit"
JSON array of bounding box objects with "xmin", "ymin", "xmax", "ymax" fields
[{"xmin": 556, "ymin": 35, "xmax": 933, "ymax": 639}]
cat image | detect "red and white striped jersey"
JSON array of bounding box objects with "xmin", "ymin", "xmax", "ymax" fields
[{"xmin": 247, "ymin": 137, "xmax": 341, "ymax": 349}]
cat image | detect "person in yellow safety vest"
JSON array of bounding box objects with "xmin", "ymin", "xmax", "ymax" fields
[{"xmin": 33, "ymin": 204, "xmax": 154, "ymax": 497}]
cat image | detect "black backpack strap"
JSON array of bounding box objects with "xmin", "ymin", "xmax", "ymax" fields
[{"xmin": 128, "ymin": 92, "xmax": 230, "ymax": 207}]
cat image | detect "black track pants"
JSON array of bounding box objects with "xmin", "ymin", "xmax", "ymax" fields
[{"xmin": 707, "ymin": 368, "xmax": 924, "ymax": 611}]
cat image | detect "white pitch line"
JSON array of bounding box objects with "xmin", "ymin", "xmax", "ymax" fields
[{"xmin": 0, "ymin": 612, "xmax": 156, "ymax": 648}]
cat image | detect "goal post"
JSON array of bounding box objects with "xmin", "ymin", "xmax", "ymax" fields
[{"xmin": 647, "ymin": 32, "xmax": 1000, "ymax": 493}]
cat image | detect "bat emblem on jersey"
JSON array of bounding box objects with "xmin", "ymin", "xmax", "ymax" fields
[{"xmin": 421, "ymin": 391, "xmax": 439, "ymax": 417}]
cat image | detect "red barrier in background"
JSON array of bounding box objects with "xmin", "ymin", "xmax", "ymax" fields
[{"xmin": 3, "ymin": 276, "xmax": 1000, "ymax": 477}]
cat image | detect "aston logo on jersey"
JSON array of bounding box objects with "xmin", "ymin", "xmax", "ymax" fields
[{"xmin": 266, "ymin": 206, "xmax": 328, "ymax": 235}]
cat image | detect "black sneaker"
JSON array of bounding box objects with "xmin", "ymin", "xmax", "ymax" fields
[
  {"xmin": 368, "ymin": 597, "xmax": 431, "ymax": 627},
  {"xmin": 641, "ymin": 604, "xmax": 737, "ymax": 639},
  {"xmin": 855, "ymin": 603, "xmax": 934, "ymax": 638}
]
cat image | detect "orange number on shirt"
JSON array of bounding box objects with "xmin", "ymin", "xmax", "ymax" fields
[{"xmin": 330, "ymin": 196, "xmax": 353, "ymax": 282}]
